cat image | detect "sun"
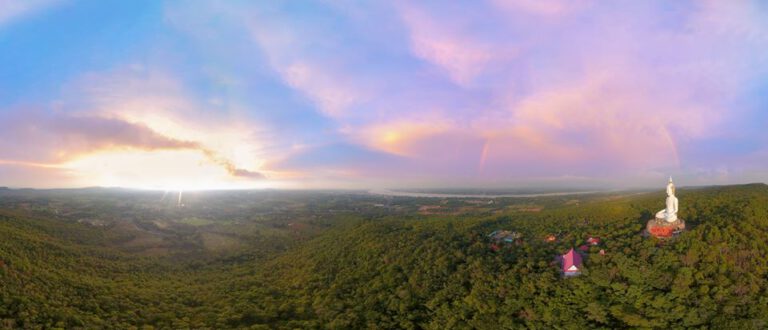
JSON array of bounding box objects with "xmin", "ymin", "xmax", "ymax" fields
[{"xmin": 63, "ymin": 149, "xmax": 268, "ymax": 190}]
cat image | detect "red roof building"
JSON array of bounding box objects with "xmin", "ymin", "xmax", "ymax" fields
[
  {"xmin": 490, "ymin": 243, "xmax": 501, "ymax": 252},
  {"xmin": 586, "ymin": 236, "xmax": 601, "ymax": 245},
  {"xmin": 561, "ymin": 248, "xmax": 583, "ymax": 276}
]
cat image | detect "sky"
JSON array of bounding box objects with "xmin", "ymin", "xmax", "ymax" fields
[{"xmin": 1, "ymin": 0, "xmax": 767, "ymax": 190}]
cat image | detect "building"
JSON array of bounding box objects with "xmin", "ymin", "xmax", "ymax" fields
[
  {"xmin": 488, "ymin": 230, "xmax": 521, "ymax": 243},
  {"xmin": 561, "ymin": 248, "xmax": 583, "ymax": 277},
  {"xmin": 490, "ymin": 243, "xmax": 501, "ymax": 252}
]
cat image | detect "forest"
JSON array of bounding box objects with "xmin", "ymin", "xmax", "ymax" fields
[{"xmin": 1, "ymin": 184, "xmax": 768, "ymax": 329}]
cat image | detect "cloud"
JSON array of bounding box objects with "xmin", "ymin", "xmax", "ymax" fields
[
  {"xmin": 200, "ymin": 149, "xmax": 266, "ymax": 179},
  {"xmin": 221, "ymin": 3, "xmax": 376, "ymax": 118},
  {"xmin": 0, "ymin": 109, "xmax": 266, "ymax": 180},
  {"xmin": 395, "ymin": 2, "xmax": 517, "ymax": 86},
  {"xmin": 0, "ymin": 0, "xmax": 62, "ymax": 27},
  {"xmin": 279, "ymin": 61, "xmax": 365, "ymax": 117},
  {"xmin": 59, "ymin": 66, "xmax": 269, "ymax": 178},
  {"xmin": 272, "ymin": 143, "xmax": 404, "ymax": 171},
  {"xmin": 490, "ymin": 0, "xmax": 587, "ymax": 17},
  {"xmin": 0, "ymin": 110, "xmax": 197, "ymax": 162}
]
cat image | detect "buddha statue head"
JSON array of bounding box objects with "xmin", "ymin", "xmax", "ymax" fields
[{"xmin": 666, "ymin": 177, "xmax": 675, "ymax": 197}]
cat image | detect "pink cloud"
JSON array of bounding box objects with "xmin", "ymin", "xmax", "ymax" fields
[
  {"xmin": 280, "ymin": 61, "xmax": 365, "ymax": 117},
  {"xmin": 395, "ymin": 2, "xmax": 518, "ymax": 86},
  {"xmin": 490, "ymin": 0, "xmax": 588, "ymax": 17}
]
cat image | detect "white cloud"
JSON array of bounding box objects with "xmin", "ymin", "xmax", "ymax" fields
[{"xmin": 0, "ymin": 0, "xmax": 62, "ymax": 27}]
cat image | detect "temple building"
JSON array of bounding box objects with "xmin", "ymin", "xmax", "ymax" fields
[{"xmin": 560, "ymin": 248, "xmax": 583, "ymax": 277}]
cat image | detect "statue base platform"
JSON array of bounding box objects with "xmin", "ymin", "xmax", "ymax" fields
[{"xmin": 645, "ymin": 217, "xmax": 685, "ymax": 239}]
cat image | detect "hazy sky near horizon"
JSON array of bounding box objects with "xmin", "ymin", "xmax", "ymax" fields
[{"xmin": 1, "ymin": 0, "xmax": 767, "ymax": 189}]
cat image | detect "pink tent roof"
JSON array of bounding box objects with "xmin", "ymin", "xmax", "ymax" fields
[{"xmin": 562, "ymin": 248, "xmax": 582, "ymax": 273}]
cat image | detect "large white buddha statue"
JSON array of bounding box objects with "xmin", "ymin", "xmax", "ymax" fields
[{"xmin": 655, "ymin": 177, "xmax": 678, "ymax": 222}]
